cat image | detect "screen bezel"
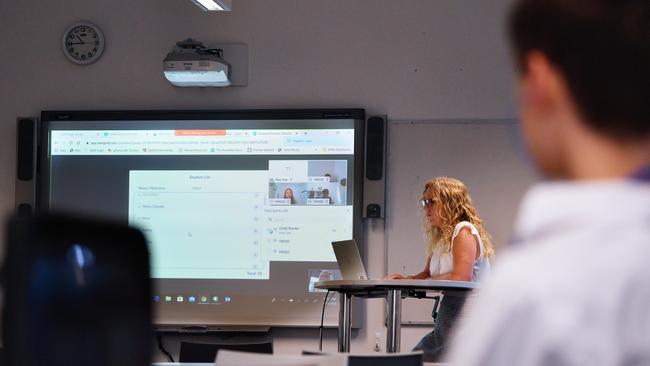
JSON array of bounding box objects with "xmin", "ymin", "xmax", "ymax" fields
[{"xmin": 38, "ymin": 109, "xmax": 366, "ymax": 328}]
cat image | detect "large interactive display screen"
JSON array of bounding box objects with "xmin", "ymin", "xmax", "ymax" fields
[{"xmin": 39, "ymin": 109, "xmax": 365, "ymax": 328}]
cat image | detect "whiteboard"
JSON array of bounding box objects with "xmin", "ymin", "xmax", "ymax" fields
[{"xmin": 385, "ymin": 120, "xmax": 538, "ymax": 324}]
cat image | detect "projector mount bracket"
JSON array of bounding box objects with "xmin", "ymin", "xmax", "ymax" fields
[{"xmin": 174, "ymin": 38, "xmax": 224, "ymax": 59}]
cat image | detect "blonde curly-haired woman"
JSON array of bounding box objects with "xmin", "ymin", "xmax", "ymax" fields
[{"xmin": 385, "ymin": 176, "xmax": 494, "ymax": 361}]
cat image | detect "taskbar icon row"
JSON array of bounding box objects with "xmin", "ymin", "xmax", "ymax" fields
[{"xmin": 152, "ymin": 295, "xmax": 231, "ymax": 304}]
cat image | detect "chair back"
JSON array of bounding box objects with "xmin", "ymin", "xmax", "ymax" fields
[
  {"xmin": 348, "ymin": 352, "xmax": 422, "ymax": 366},
  {"xmin": 303, "ymin": 350, "xmax": 423, "ymax": 366},
  {"xmin": 179, "ymin": 339, "xmax": 273, "ymax": 362},
  {"xmin": 216, "ymin": 349, "xmax": 346, "ymax": 366}
]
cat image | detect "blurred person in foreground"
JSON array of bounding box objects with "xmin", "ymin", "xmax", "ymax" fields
[{"xmin": 447, "ymin": 0, "xmax": 650, "ymax": 364}]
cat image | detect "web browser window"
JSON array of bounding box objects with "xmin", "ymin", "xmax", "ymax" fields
[{"xmin": 42, "ymin": 113, "xmax": 363, "ymax": 327}]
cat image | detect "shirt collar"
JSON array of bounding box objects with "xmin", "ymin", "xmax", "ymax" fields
[{"xmin": 512, "ymin": 180, "xmax": 650, "ymax": 245}]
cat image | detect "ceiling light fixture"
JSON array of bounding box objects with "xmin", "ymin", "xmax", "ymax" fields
[{"xmin": 191, "ymin": 0, "xmax": 231, "ymax": 11}]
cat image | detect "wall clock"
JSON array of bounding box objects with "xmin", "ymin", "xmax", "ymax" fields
[{"xmin": 62, "ymin": 22, "xmax": 105, "ymax": 65}]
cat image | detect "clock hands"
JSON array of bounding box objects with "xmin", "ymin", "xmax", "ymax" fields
[
  {"xmin": 63, "ymin": 23, "xmax": 103, "ymax": 64},
  {"xmin": 69, "ymin": 36, "xmax": 98, "ymax": 46}
]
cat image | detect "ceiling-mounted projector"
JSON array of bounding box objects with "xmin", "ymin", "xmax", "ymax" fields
[{"xmin": 163, "ymin": 38, "xmax": 231, "ymax": 87}]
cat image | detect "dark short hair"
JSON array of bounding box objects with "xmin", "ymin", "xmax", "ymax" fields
[{"xmin": 509, "ymin": 0, "xmax": 650, "ymax": 140}]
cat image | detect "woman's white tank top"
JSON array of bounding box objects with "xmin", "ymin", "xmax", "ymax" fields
[{"xmin": 428, "ymin": 221, "xmax": 491, "ymax": 282}]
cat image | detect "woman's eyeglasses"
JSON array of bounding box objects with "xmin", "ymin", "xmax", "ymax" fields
[{"xmin": 418, "ymin": 198, "xmax": 435, "ymax": 209}]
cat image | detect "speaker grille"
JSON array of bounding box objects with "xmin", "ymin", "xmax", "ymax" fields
[
  {"xmin": 366, "ymin": 116, "xmax": 385, "ymax": 181},
  {"xmin": 17, "ymin": 118, "xmax": 35, "ymax": 181}
]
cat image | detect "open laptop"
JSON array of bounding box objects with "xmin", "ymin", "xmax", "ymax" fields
[{"xmin": 332, "ymin": 240, "xmax": 369, "ymax": 280}]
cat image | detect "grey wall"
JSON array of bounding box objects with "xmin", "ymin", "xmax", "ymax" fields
[{"xmin": 0, "ymin": 0, "xmax": 517, "ymax": 359}]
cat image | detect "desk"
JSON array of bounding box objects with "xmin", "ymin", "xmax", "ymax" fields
[{"xmin": 315, "ymin": 280, "xmax": 476, "ymax": 353}]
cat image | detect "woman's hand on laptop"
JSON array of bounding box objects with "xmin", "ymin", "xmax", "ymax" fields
[{"xmin": 384, "ymin": 273, "xmax": 406, "ymax": 280}]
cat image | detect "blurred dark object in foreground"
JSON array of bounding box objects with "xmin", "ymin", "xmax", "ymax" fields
[{"xmin": 1, "ymin": 214, "xmax": 152, "ymax": 366}]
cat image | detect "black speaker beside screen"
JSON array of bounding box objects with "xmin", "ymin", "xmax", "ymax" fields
[
  {"xmin": 363, "ymin": 116, "xmax": 387, "ymax": 219},
  {"xmin": 365, "ymin": 116, "xmax": 385, "ymax": 180},
  {"xmin": 17, "ymin": 118, "xmax": 36, "ymax": 181},
  {"xmin": 15, "ymin": 117, "xmax": 39, "ymax": 216}
]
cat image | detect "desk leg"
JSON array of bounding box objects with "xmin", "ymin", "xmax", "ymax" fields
[
  {"xmin": 386, "ymin": 289, "xmax": 402, "ymax": 353},
  {"xmin": 338, "ymin": 292, "xmax": 352, "ymax": 353}
]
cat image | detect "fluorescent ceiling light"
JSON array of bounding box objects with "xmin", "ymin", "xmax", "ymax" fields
[{"xmin": 191, "ymin": 0, "xmax": 231, "ymax": 11}]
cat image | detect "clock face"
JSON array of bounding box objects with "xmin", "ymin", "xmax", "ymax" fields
[{"xmin": 62, "ymin": 22, "xmax": 105, "ymax": 65}]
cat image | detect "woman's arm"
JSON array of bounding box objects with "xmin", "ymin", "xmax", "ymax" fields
[
  {"xmin": 405, "ymin": 271, "xmax": 430, "ymax": 279},
  {"xmin": 429, "ymin": 227, "xmax": 478, "ymax": 281},
  {"xmin": 385, "ymin": 255, "xmax": 432, "ymax": 279}
]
